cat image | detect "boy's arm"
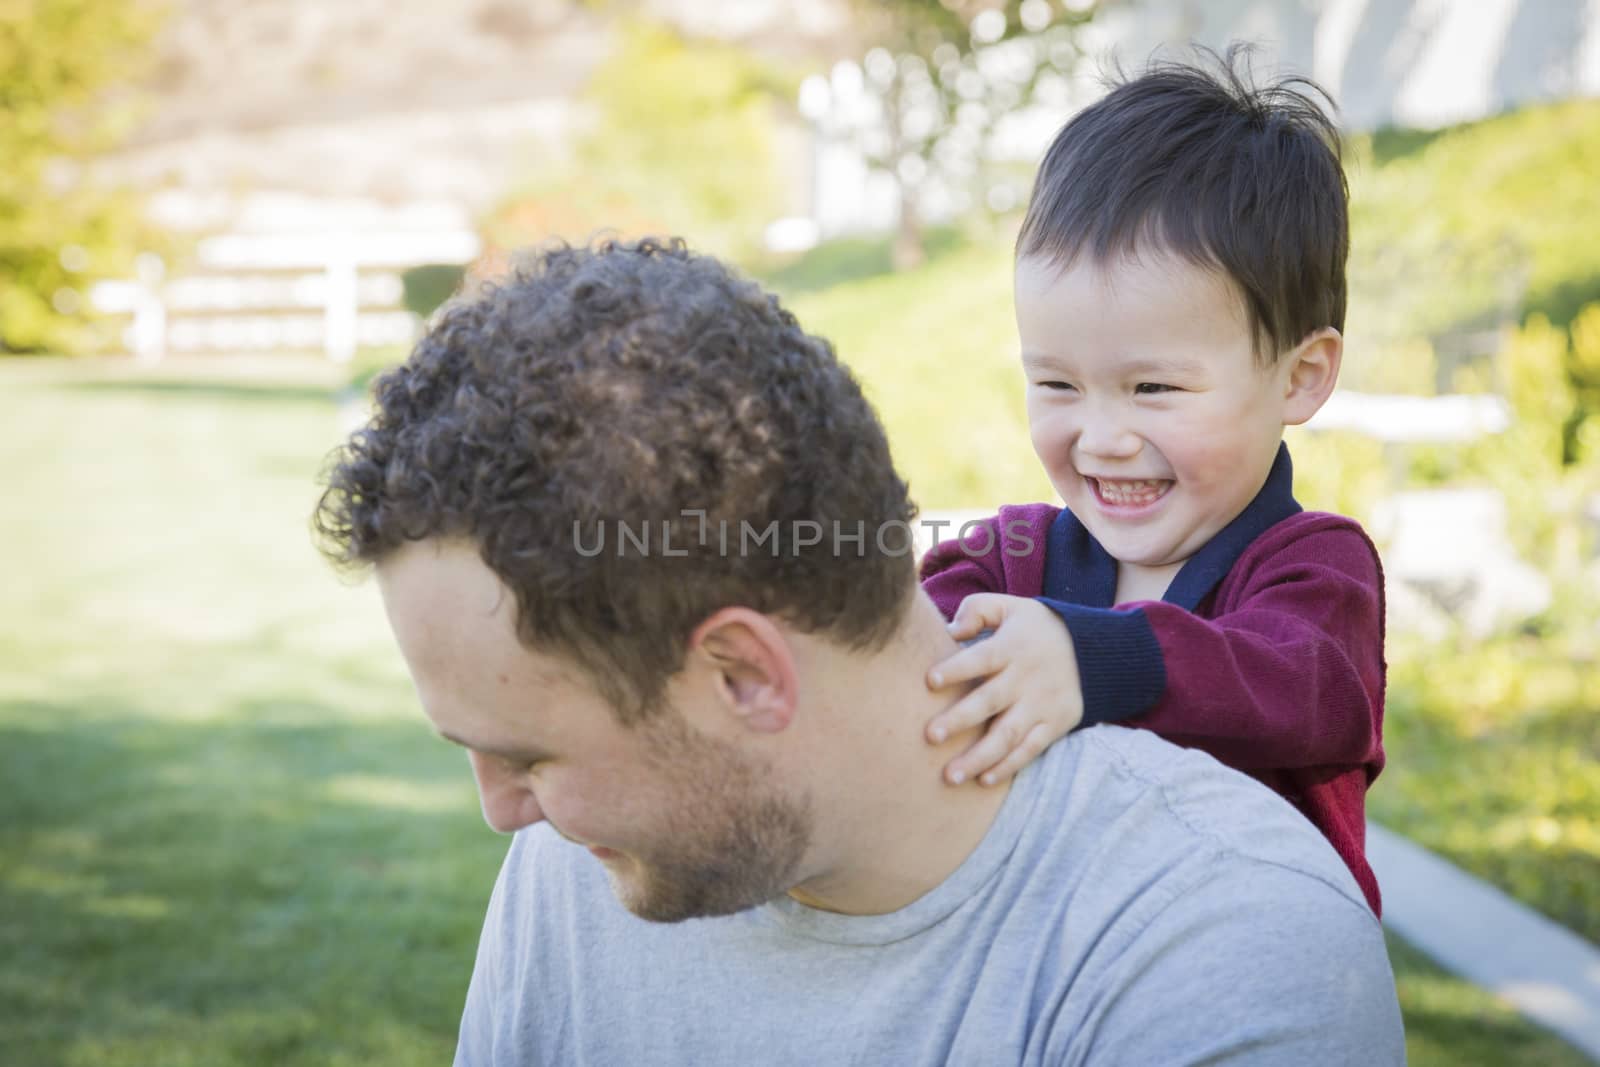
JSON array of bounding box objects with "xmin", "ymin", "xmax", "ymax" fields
[
  {"xmin": 919, "ymin": 506, "xmax": 1055, "ymax": 619},
  {"xmin": 920, "ymin": 519, "xmax": 1007, "ymax": 620},
  {"xmin": 1044, "ymin": 521, "xmax": 1385, "ymax": 772}
]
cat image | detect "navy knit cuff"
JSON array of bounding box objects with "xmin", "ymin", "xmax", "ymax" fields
[{"xmin": 1037, "ymin": 599, "xmax": 1166, "ymax": 726}]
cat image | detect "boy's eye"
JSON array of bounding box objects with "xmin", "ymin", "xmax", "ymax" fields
[
  {"xmin": 1038, "ymin": 380, "xmax": 1076, "ymax": 392},
  {"xmin": 1134, "ymin": 382, "xmax": 1176, "ymax": 395}
]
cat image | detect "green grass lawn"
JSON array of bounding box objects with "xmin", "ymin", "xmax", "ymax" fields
[
  {"xmin": 778, "ymin": 236, "xmax": 1055, "ymax": 511},
  {"xmin": 1347, "ymin": 96, "xmax": 1600, "ymax": 344},
  {"xmin": 1387, "ymin": 933, "xmax": 1593, "ymax": 1066},
  {"xmin": 0, "ymin": 359, "xmax": 501, "ymax": 1065},
  {"xmin": 0, "ymin": 355, "xmax": 1590, "ymax": 1064}
]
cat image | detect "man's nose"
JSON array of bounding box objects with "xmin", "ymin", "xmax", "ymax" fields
[
  {"xmin": 467, "ymin": 750, "xmax": 545, "ymax": 834},
  {"xmin": 1075, "ymin": 403, "xmax": 1141, "ymax": 459}
]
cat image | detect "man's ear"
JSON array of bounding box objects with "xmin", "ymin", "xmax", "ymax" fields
[
  {"xmin": 1281, "ymin": 327, "xmax": 1343, "ymax": 426},
  {"xmin": 688, "ymin": 608, "xmax": 799, "ymax": 734}
]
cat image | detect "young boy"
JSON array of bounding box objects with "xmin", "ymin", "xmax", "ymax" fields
[{"xmin": 921, "ymin": 50, "xmax": 1387, "ymax": 914}]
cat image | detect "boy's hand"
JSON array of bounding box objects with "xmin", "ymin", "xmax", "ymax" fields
[{"xmin": 925, "ymin": 594, "xmax": 1084, "ymax": 786}]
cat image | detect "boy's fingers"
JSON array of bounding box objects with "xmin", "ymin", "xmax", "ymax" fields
[
  {"xmin": 975, "ymin": 723, "xmax": 1054, "ymax": 786},
  {"xmin": 948, "ymin": 593, "xmax": 1013, "ymax": 639},
  {"xmin": 945, "ymin": 610, "xmax": 983, "ymax": 641},
  {"xmin": 944, "ymin": 712, "xmax": 1029, "ymax": 784},
  {"xmin": 927, "ymin": 675, "xmax": 1012, "ymax": 746},
  {"xmin": 926, "ymin": 640, "xmax": 1006, "ymax": 690}
]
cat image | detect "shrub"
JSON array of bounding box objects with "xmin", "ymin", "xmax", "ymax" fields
[{"xmin": 400, "ymin": 264, "xmax": 466, "ymax": 320}]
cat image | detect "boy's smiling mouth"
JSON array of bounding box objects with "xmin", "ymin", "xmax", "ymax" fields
[{"xmin": 1087, "ymin": 477, "xmax": 1172, "ymax": 509}]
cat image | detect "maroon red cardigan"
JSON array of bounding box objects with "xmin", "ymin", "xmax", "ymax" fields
[{"xmin": 920, "ymin": 445, "xmax": 1387, "ymax": 914}]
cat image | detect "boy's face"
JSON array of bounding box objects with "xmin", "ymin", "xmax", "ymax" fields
[{"xmin": 1015, "ymin": 251, "xmax": 1298, "ymax": 588}]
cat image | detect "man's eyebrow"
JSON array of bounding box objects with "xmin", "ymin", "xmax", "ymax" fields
[{"xmin": 436, "ymin": 730, "xmax": 550, "ymax": 762}]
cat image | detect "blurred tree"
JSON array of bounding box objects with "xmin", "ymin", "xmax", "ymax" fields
[
  {"xmin": 830, "ymin": 0, "xmax": 1095, "ymax": 268},
  {"xmin": 1450, "ymin": 315, "xmax": 1600, "ymax": 581},
  {"xmin": 484, "ymin": 20, "xmax": 795, "ymax": 261},
  {"xmin": 400, "ymin": 264, "xmax": 466, "ymax": 321},
  {"xmin": 1566, "ymin": 302, "xmax": 1600, "ymax": 465},
  {"xmin": 0, "ymin": 0, "xmax": 163, "ymax": 353}
]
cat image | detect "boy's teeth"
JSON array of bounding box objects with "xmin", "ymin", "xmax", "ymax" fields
[{"xmin": 1095, "ymin": 478, "xmax": 1166, "ymax": 504}]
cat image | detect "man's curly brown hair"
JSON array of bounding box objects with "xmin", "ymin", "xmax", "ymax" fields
[{"xmin": 314, "ymin": 237, "xmax": 918, "ymax": 723}]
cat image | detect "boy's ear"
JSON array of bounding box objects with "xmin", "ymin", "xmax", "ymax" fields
[
  {"xmin": 1281, "ymin": 327, "xmax": 1343, "ymax": 426},
  {"xmin": 687, "ymin": 608, "xmax": 799, "ymax": 735}
]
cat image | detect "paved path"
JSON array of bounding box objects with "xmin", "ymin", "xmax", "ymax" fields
[{"xmin": 1370, "ymin": 822, "xmax": 1600, "ymax": 1060}]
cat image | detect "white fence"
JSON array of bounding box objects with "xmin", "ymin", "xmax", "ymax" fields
[{"xmin": 90, "ymin": 228, "xmax": 481, "ymax": 363}]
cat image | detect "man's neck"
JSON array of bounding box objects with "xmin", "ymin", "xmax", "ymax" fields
[{"xmin": 784, "ymin": 593, "xmax": 1014, "ymax": 916}]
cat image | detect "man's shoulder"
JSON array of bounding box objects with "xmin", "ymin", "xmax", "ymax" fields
[
  {"xmin": 1028, "ymin": 730, "xmax": 1404, "ymax": 1064},
  {"xmin": 1036, "ymin": 725, "xmax": 1372, "ymax": 911}
]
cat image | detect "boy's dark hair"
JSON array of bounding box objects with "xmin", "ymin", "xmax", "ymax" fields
[
  {"xmin": 1017, "ymin": 44, "xmax": 1348, "ymax": 362},
  {"xmin": 314, "ymin": 237, "xmax": 917, "ymax": 723}
]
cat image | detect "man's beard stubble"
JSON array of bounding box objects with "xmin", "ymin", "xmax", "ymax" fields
[{"xmin": 613, "ymin": 715, "xmax": 814, "ymax": 924}]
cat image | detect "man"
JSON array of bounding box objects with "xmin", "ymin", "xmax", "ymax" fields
[{"xmin": 315, "ymin": 238, "xmax": 1404, "ymax": 1064}]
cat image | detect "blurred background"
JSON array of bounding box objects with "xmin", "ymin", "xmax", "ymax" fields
[{"xmin": 2, "ymin": 1, "xmax": 1597, "ymax": 1063}]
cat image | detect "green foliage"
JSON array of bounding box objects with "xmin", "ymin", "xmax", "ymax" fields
[
  {"xmin": 835, "ymin": 0, "xmax": 1093, "ymax": 267},
  {"xmin": 1345, "ymin": 98, "xmax": 1600, "ymax": 385},
  {"xmin": 1503, "ymin": 317, "xmax": 1573, "ymax": 453},
  {"xmin": 1344, "ymin": 335, "xmax": 1440, "ymax": 397},
  {"xmin": 399, "ymin": 264, "xmax": 465, "ymax": 320},
  {"xmin": 1344, "ymin": 97, "xmax": 1600, "ymax": 447},
  {"xmin": 1341, "ymin": 101, "xmax": 1600, "ymax": 612},
  {"xmin": 1435, "ymin": 314, "xmax": 1600, "ymax": 572},
  {"xmin": 851, "ymin": 0, "xmax": 972, "ymax": 42},
  {"xmin": 1280, "ymin": 426, "xmax": 1392, "ymax": 519},
  {"xmin": 1568, "ymin": 303, "xmax": 1600, "ymax": 457},
  {"xmin": 752, "ymin": 225, "xmax": 969, "ymax": 295},
  {"xmin": 484, "ymin": 20, "xmax": 793, "ymax": 260},
  {"xmin": 0, "ymin": 0, "xmax": 163, "ymax": 353}
]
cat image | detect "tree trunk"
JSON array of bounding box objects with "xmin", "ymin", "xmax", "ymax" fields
[{"xmin": 892, "ymin": 190, "xmax": 925, "ymax": 271}]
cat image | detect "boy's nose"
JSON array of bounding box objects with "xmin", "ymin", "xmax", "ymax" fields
[
  {"xmin": 1075, "ymin": 409, "xmax": 1141, "ymax": 459},
  {"xmin": 467, "ymin": 749, "xmax": 546, "ymax": 834}
]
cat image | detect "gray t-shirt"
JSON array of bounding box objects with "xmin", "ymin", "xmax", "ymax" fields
[{"xmin": 455, "ymin": 725, "xmax": 1404, "ymax": 1065}]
